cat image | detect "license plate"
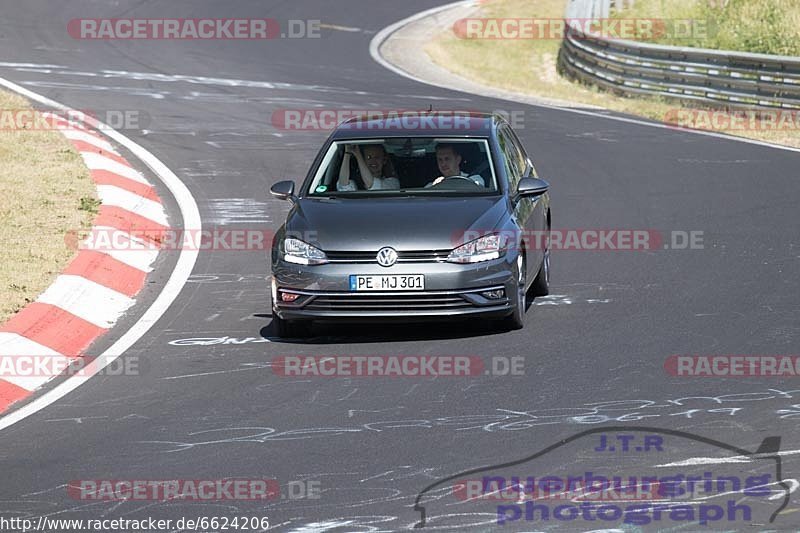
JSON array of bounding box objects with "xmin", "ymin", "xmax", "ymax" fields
[{"xmin": 349, "ymin": 275, "xmax": 425, "ymax": 291}]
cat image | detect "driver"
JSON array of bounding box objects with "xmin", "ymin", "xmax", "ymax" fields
[{"xmin": 424, "ymin": 143, "xmax": 485, "ymax": 188}]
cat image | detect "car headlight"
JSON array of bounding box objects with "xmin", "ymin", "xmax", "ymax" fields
[
  {"xmin": 283, "ymin": 238, "xmax": 328, "ymax": 265},
  {"xmin": 447, "ymin": 233, "xmax": 509, "ymax": 264}
]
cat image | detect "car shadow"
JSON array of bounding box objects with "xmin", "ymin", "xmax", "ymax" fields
[{"xmin": 255, "ymin": 313, "xmax": 521, "ymax": 344}]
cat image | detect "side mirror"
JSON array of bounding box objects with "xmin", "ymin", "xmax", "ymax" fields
[
  {"xmin": 517, "ymin": 177, "xmax": 549, "ymax": 197},
  {"xmin": 270, "ymin": 180, "xmax": 296, "ymax": 202}
]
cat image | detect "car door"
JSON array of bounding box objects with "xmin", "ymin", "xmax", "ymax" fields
[{"xmin": 498, "ymin": 125, "xmax": 546, "ymax": 283}]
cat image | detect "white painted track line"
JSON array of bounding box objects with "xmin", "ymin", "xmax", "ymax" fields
[
  {"xmin": 88, "ymin": 226, "xmax": 159, "ymax": 272},
  {"xmin": 0, "ymin": 333, "xmax": 62, "ymax": 357},
  {"xmin": 0, "ymin": 333, "xmax": 71, "ymax": 392},
  {"xmin": 36, "ymin": 275, "xmax": 136, "ymax": 329},
  {"xmin": 63, "ymin": 129, "xmax": 117, "ymax": 152},
  {"xmin": 96, "ymin": 185, "xmax": 169, "ymax": 226},
  {"xmin": 81, "ymin": 152, "xmax": 150, "ymax": 184}
]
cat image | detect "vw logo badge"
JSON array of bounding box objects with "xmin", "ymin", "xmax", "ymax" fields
[{"xmin": 376, "ymin": 247, "xmax": 398, "ymax": 267}]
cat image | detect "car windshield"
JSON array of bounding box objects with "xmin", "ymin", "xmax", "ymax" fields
[{"xmin": 305, "ymin": 137, "xmax": 498, "ymax": 196}]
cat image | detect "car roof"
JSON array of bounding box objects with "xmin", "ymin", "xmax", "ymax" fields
[{"xmin": 329, "ymin": 111, "xmax": 505, "ymax": 140}]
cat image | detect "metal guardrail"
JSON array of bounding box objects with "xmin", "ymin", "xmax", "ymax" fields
[{"xmin": 557, "ymin": 0, "xmax": 800, "ymax": 110}]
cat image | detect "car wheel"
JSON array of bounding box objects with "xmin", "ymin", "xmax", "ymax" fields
[
  {"xmin": 530, "ymin": 248, "xmax": 550, "ymax": 297},
  {"xmin": 503, "ymin": 254, "xmax": 526, "ymax": 330},
  {"xmin": 272, "ymin": 312, "xmax": 311, "ymax": 339}
]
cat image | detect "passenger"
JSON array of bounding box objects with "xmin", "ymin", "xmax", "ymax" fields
[
  {"xmin": 425, "ymin": 143, "xmax": 485, "ymax": 188},
  {"xmin": 337, "ymin": 144, "xmax": 400, "ymax": 191}
]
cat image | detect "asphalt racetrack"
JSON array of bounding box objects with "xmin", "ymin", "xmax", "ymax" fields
[{"xmin": 1, "ymin": 1, "xmax": 799, "ymax": 531}]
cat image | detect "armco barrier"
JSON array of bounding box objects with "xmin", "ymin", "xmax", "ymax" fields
[{"xmin": 558, "ymin": 0, "xmax": 800, "ymax": 110}]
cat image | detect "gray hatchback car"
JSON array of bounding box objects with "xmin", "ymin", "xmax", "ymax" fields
[{"xmin": 269, "ymin": 112, "xmax": 551, "ymax": 338}]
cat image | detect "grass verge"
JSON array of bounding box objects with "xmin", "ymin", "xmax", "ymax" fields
[
  {"xmin": 0, "ymin": 90, "xmax": 96, "ymax": 323},
  {"xmin": 614, "ymin": 0, "xmax": 800, "ymax": 56},
  {"xmin": 424, "ymin": 0, "xmax": 800, "ymax": 149}
]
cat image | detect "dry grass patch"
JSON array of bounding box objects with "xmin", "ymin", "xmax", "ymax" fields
[{"xmin": 0, "ymin": 90, "xmax": 96, "ymax": 323}]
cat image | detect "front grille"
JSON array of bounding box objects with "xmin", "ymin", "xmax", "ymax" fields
[
  {"xmin": 326, "ymin": 250, "xmax": 451, "ymax": 263},
  {"xmin": 305, "ymin": 293, "xmax": 473, "ymax": 312}
]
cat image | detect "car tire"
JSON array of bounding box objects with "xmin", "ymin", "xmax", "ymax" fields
[
  {"xmin": 503, "ymin": 254, "xmax": 527, "ymax": 330},
  {"xmin": 272, "ymin": 313, "xmax": 311, "ymax": 339},
  {"xmin": 530, "ymin": 248, "xmax": 550, "ymax": 297}
]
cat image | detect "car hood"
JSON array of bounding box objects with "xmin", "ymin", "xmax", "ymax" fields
[{"xmin": 286, "ymin": 196, "xmax": 508, "ymax": 252}]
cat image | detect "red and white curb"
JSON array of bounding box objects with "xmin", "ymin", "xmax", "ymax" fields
[{"xmin": 0, "ymin": 112, "xmax": 168, "ymax": 412}]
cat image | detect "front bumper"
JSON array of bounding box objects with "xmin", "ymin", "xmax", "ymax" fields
[{"xmin": 271, "ymin": 256, "xmax": 517, "ymax": 322}]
